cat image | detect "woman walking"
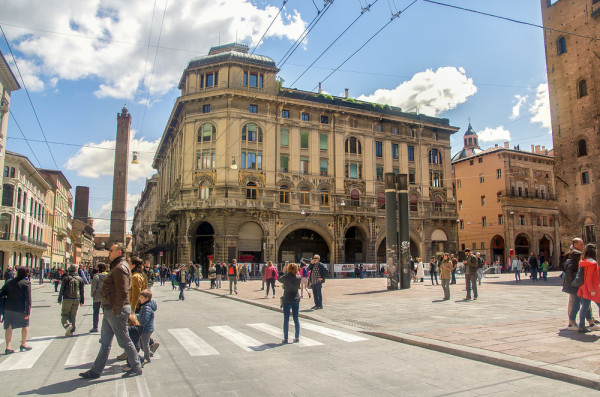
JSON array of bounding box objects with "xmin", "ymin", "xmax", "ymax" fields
[
  {"xmin": 0, "ymin": 266, "xmax": 32, "ymax": 354},
  {"xmin": 416, "ymin": 258, "xmax": 424, "ymax": 282},
  {"xmin": 264, "ymin": 261, "xmax": 278, "ymax": 298},
  {"xmin": 130, "ymin": 257, "xmax": 148, "ymax": 313},
  {"xmin": 440, "ymin": 253, "xmax": 452, "ymax": 300},
  {"xmin": 208, "ymin": 261, "xmax": 217, "ymax": 289},
  {"xmin": 278, "ymin": 263, "xmax": 301, "ymax": 343}
]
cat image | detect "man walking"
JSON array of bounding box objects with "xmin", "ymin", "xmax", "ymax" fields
[
  {"xmin": 307, "ymin": 254, "xmax": 329, "ymax": 310},
  {"xmin": 215, "ymin": 261, "xmax": 223, "ymax": 289},
  {"xmin": 90, "ymin": 263, "xmax": 108, "ymax": 333},
  {"xmin": 512, "ymin": 256, "xmax": 522, "ymax": 282},
  {"xmin": 463, "ymin": 248, "xmax": 478, "ymax": 300},
  {"xmin": 177, "ymin": 264, "xmax": 187, "ymax": 300},
  {"xmin": 79, "ymin": 242, "xmax": 142, "ymax": 379},
  {"xmin": 58, "ymin": 264, "xmax": 84, "ymax": 336},
  {"xmin": 476, "ymin": 252, "xmax": 484, "ymax": 285},
  {"xmin": 450, "ymin": 254, "xmax": 458, "ymax": 284},
  {"xmin": 228, "ymin": 259, "xmax": 239, "ymax": 295},
  {"xmin": 529, "ymin": 252, "xmax": 539, "ymax": 281}
]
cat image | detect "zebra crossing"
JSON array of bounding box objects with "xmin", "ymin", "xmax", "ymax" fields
[{"xmin": 0, "ymin": 321, "xmax": 367, "ymax": 372}]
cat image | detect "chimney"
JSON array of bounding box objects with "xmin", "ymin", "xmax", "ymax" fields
[
  {"xmin": 318, "ymin": 82, "xmax": 322, "ymax": 94},
  {"xmin": 345, "ymin": 88, "xmax": 349, "ymax": 99},
  {"xmin": 542, "ymin": 146, "xmax": 546, "ymax": 150},
  {"xmin": 504, "ymin": 142, "xmax": 509, "ymax": 148},
  {"xmin": 535, "ymin": 145, "xmax": 541, "ymax": 153},
  {"xmin": 531, "ymin": 144, "xmax": 535, "ymax": 152}
]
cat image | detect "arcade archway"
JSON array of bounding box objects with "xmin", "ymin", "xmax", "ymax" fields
[
  {"xmin": 344, "ymin": 226, "xmax": 364, "ymax": 263},
  {"xmin": 515, "ymin": 234, "xmax": 530, "ymax": 258},
  {"xmin": 539, "ymin": 235, "xmax": 551, "ymax": 264},
  {"xmin": 376, "ymin": 237, "xmax": 421, "ymax": 262},
  {"xmin": 491, "ymin": 235, "xmax": 505, "ymax": 265},
  {"xmin": 194, "ymin": 222, "xmax": 214, "ymax": 277},
  {"xmin": 278, "ymin": 229, "xmax": 330, "ymax": 263}
]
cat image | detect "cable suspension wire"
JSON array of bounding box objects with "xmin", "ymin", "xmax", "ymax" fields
[
  {"xmin": 134, "ymin": 0, "xmax": 158, "ymax": 132},
  {"xmin": 251, "ymin": 0, "xmax": 288, "ymax": 54},
  {"xmin": 289, "ymin": 0, "xmax": 379, "ymax": 87},
  {"xmin": 7, "ymin": 108, "xmax": 43, "ymax": 167},
  {"xmin": 0, "ymin": 25, "xmax": 59, "ymax": 169}
]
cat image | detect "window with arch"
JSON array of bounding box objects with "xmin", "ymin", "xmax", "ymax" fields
[
  {"xmin": 246, "ymin": 182, "xmax": 257, "ymax": 200},
  {"xmin": 377, "ymin": 192, "xmax": 385, "ymax": 210},
  {"xmin": 430, "ymin": 171, "xmax": 442, "ymax": 187},
  {"xmin": 22, "ymin": 192, "xmax": 27, "ymax": 211},
  {"xmin": 0, "ymin": 213, "xmax": 11, "ymax": 240},
  {"xmin": 434, "ymin": 196, "xmax": 442, "ymax": 211},
  {"xmin": 198, "ymin": 123, "xmax": 216, "ymax": 142},
  {"xmin": 242, "ymin": 123, "xmax": 262, "ymax": 142},
  {"xmin": 345, "ymin": 137, "xmax": 362, "ymax": 154},
  {"xmin": 578, "ymin": 79, "xmax": 588, "ymax": 98},
  {"xmin": 2, "ymin": 184, "xmax": 14, "ymax": 207},
  {"xmin": 299, "ymin": 187, "xmax": 310, "ymax": 205},
  {"xmin": 578, "ymin": 139, "xmax": 587, "ymax": 157},
  {"xmin": 319, "ymin": 188, "xmax": 329, "ymax": 206},
  {"xmin": 16, "ymin": 188, "xmax": 22, "ymax": 210},
  {"xmin": 409, "ymin": 194, "xmax": 418, "ymax": 212},
  {"xmin": 279, "ymin": 185, "xmax": 290, "ymax": 204},
  {"xmin": 429, "ymin": 148, "xmax": 442, "ymax": 164},
  {"xmin": 199, "ymin": 181, "xmax": 210, "ymax": 200},
  {"xmin": 350, "ymin": 189, "xmax": 360, "ymax": 207},
  {"xmin": 557, "ymin": 36, "xmax": 567, "ymax": 55}
]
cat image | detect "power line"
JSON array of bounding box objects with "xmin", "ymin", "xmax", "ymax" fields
[
  {"xmin": 7, "ymin": 108, "xmax": 43, "ymax": 168},
  {"xmin": 251, "ymin": 0, "xmax": 288, "ymax": 54},
  {"xmin": 0, "ymin": 25, "xmax": 59, "ymax": 169},
  {"xmin": 134, "ymin": 0, "xmax": 158, "ymax": 132}
]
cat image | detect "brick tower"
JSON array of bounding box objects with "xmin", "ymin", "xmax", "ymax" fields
[{"xmin": 109, "ymin": 106, "xmax": 131, "ymax": 245}]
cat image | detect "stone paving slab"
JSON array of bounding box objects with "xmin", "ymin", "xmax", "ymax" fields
[{"xmin": 193, "ymin": 271, "xmax": 600, "ymax": 389}]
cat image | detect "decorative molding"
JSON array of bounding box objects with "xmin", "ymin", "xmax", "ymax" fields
[
  {"xmin": 239, "ymin": 170, "xmax": 265, "ymax": 187},
  {"xmin": 193, "ymin": 170, "xmax": 216, "ymax": 187}
]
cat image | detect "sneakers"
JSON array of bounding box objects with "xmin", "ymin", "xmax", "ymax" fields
[
  {"xmin": 89, "ymin": 328, "xmax": 98, "ymax": 333},
  {"xmin": 578, "ymin": 327, "xmax": 591, "ymax": 334},
  {"xmin": 122, "ymin": 365, "xmax": 132, "ymax": 372},
  {"xmin": 122, "ymin": 367, "xmax": 142, "ymax": 378},
  {"xmin": 79, "ymin": 370, "xmax": 100, "ymax": 379},
  {"xmin": 588, "ymin": 324, "xmax": 600, "ymax": 331},
  {"xmin": 65, "ymin": 324, "xmax": 73, "ymax": 337},
  {"xmin": 463, "ymin": 297, "xmax": 471, "ymax": 301},
  {"xmin": 567, "ymin": 323, "xmax": 578, "ymax": 331},
  {"xmin": 293, "ymin": 338, "xmax": 299, "ymax": 343},
  {"xmin": 150, "ymin": 342, "xmax": 160, "ymax": 354},
  {"xmin": 141, "ymin": 358, "xmax": 150, "ymax": 367},
  {"xmin": 116, "ymin": 352, "xmax": 128, "ymax": 361},
  {"xmin": 234, "ymin": 290, "xmax": 238, "ymax": 295}
]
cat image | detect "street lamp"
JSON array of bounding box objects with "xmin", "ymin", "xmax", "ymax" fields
[
  {"xmin": 132, "ymin": 151, "xmax": 139, "ymax": 164},
  {"xmin": 230, "ymin": 156, "xmax": 238, "ymax": 170}
]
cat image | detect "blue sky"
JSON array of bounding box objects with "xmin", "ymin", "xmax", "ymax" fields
[{"xmin": 0, "ymin": 0, "xmax": 552, "ymax": 232}]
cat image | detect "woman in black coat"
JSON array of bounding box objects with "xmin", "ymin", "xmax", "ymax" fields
[{"xmin": 0, "ymin": 266, "xmax": 32, "ymax": 354}]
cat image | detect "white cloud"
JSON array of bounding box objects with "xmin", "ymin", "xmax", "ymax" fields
[
  {"xmin": 64, "ymin": 130, "xmax": 159, "ymax": 181},
  {"xmin": 93, "ymin": 193, "xmax": 140, "ymax": 234},
  {"xmin": 357, "ymin": 66, "xmax": 477, "ymax": 117},
  {"xmin": 510, "ymin": 94, "xmax": 528, "ymax": 119},
  {"xmin": 3, "ymin": 0, "xmax": 307, "ymax": 99},
  {"xmin": 529, "ymin": 83, "xmax": 551, "ymax": 131},
  {"xmin": 477, "ymin": 126, "xmax": 511, "ymax": 143}
]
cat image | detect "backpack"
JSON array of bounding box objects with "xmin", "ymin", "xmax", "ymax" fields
[
  {"xmin": 302, "ymin": 267, "xmax": 309, "ymax": 278},
  {"xmin": 228, "ymin": 266, "xmax": 235, "ymax": 276},
  {"xmin": 66, "ymin": 276, "xmax": 80, "ymax": 299}
]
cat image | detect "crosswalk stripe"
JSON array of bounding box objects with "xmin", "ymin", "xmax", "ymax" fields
[
  {"xmin": 168, "ymin": 328, "xmax": 219, "ymax": 356},
  {"xmin": 65, "ymin": 334, "xmax": 99, "ymax": 367},
  {"xmin": 302, "ymin": 323, "xmax": 368, "ymax": 342},
  {"xmin": 0, "ymin": 336, "xmax": 53, "ymax": 371},
  {"xmin": 135, "ymin": 376, "xmax": 152, "ymax": 397},
  {"xmin": 209, "ymin": 325, "xmax": 274, "ymax": 352},
  {"xmin": 247, "ymin": 323, "xmax": 323, "ymax": 347}
]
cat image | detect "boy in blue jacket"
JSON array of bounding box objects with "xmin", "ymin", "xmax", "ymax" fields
[{"xmin": 137, "ymin": 289, "xmax": 158, "ymax": 364}]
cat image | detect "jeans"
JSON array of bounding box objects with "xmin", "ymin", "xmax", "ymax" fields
[
  {"xmin": 430, "ymin": 271, "xmax": 438, "ymax": 285},
  {"xmin": 92, "ymin": 301, "xmax": 102, "ymax": 329},
  {"xmin": 312, "ymin": 282, "xmax": 323, "ymax": 308},
  {"xmin": 543, "ymin": 271, "xmax": 548, "ymax": 281},
  {"xmin": 140, "ymin": 331, "xmax": 152, "ymax": 360},
  {"xmin": 451, "ymin": 269, "xmax": 456, "ymax": 284},
  {"xmin": 441, "ymin": 279, "xmax": 450, "ymax": 300},
  {"xmin": 514, "ymin": 269, "xmax": 521, "ymax": 281},
  {"xmin": 465, "ymin": 272, "xmax": 478, "ymax": 299},
  {"xmin": 189, "ymin": 275, "xmax": 195, "ymax": 288},
  {"xmin": 90, "ymin": 306, "xmax": 140, "ymax": 375},
  {"xmin": 228, "ymin": 276, "xmax": 237, "ymax": 293},
  {"xmin": 477, "ymin": 268, "xmax": 483, "ymax": 285},
  {"xmin": 195, "ymin": 276, "xmax": 200, "ymax": 287},
  {"xmin": 579, "ymin": 298, "xmax": 600, "ymax": 327},
  {"xmin": 179, "ymin": 283, "xmax": 186, "ymax": 300},
  {"xmin": 61, "ymin": 299, "xmax": 80, "ymax": 333},
  {"xmin": 216, "ymin": 274, "xmax": 222, "ymax": 288},
  {"xmin": 282, "ymin": 302, "xmax": 300, "ymax": 341},
  {"xmin": 531, "ymin": 266, "xmax": 538, "ymax": 281},
  {"xmin": 266, "ymin": 279, "xmax": 276, "ymax": 296},
  {"xmin": 570, "ymin": 294, "xmax": 594, "ymax": 323},
  {"xmin": 54, "ymin": 281, "xmax": 60, "ymax": 292}
]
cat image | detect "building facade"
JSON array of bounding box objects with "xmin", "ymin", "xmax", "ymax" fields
[
  {"xmin": 0, "ymin": 51, "xmax": 20, "ymax": 195},
  {"xmin": 133, "ymin": 43, "xmax": 459, "ymax": 274},
  {"xmin": 110, "ymin": 107, "xmax": 131, "ymax": 244},
  {"xmin": 39, "ymin": 169, "xmax": 72, "ymax": 268},
  {"xmin": 0, "ymin": 152, "xmax": 51, "ymax": 274},
  {"xmin": 132, "ymin": 175, "xmax": 158, "ymax": 265},
  {"xmin": 541, "ymin": 0, "xmax": 600, "ymax": 249},
  {"xmin": 453, "ymin": 127, "xmax": 559, "ymax": 266}
]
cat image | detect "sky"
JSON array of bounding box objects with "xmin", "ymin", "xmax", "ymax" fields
[{"xmin": 0, "ymin": 0, "xmax": 552, "ymax": 233}]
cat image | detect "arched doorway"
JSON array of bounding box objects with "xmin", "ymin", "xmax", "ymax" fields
[
  {"xmin": 515, "ymin": 234, "xmax": 530, "ymax": 258},
  {"xmin": 238, "ymin": 222, "xmax": 263, "ymax": 263},
  {"xmin": 345, "ymin": 226, "xmax": 364, "ymax": 263},
  {"xmin": 431, "ymin": 229, "xmax": 448, "ymax": 257},
  {"xmin": 539, "ymin": 235, "xmax": 551, "ymax": 264},
  {"xmin": 376, "ymin": 237, "xmax": 420, "ymax": 262},
  {"xmin": 194, "ymin": 222, "xmax": 214, "ymax": 278},
  {"xmin": 491, "ymin": 235, "xmax": 505, "ymax": 266},
  {"xmin": 278, "ymin": 229, "xmax": 330, "ymax": 263}
]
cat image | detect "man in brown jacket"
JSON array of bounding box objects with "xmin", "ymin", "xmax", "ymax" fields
[
  {"xmin": 463, "ymin": 248, "xmax": 478, "ymax": 301},
  {"xmin": 79, "ymin": 243, "xmax": 142, "ymax": 379}
]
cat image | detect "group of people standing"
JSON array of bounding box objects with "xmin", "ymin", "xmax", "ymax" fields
[{"xmin": 511, "ymin": 253, "xmax": 550, "ymax": 282}]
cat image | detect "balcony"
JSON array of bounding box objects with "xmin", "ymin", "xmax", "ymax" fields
[
  {"xmin": 501, "ymin": 189, "xmax": 557, "ymax": 202},
  {"xmin": 0, "ymin": 233, "xmax": 48, "ymax": 250}
]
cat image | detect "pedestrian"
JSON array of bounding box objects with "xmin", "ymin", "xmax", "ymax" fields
[
  {"xmin": 171, "ymin": 266, "xmax": 177, "ymax": 290},
  {"xmin": 160, "ymin": 265, "xmax": 168, "ymax": 286},
  {"xmin": 79, "ymin": 242, "xmax": 142, "ymax": 379},
  {"xmin": 463, "ymin": 248, "xmax": 478, "ymax": 300},
  {"xmin": 136, "ymin": 289, "xmax": 157, "ymax": 366},
  {"xmin": 429, "ymin": 257, "xmax": 439, "ymax": 285},
  {"xmin": 78, "ymin": 265, "xmax": 89, "ymax": 285},
  {"xmin": 227, "ymin": 259, "xmax": 239, "ymax": 295},
  {"xmin": 3, "ymin": 265, "xmax": 14, "ymax": 284},
  {"xmin": 90, "ymin": 263, "xmax": 108, "ymax": 333},
  {"xmin": 58, "ymin": 264, "xmax": 84, "ymax": 336},
  {"xmin": 299, "ymin": 261, "xmax": 311, "ymax": 299},
  {"xmin": 264, "ymin": 261, "xmax": 278, "ymax": 298},
  {"xmin": 439, "ymin": 253, "xmax": 452, "ymax": 300},
  {"xmin": 215, "ymin": 261, "xmax": 223, "ymax": 289},
  {"xmin": 188, "ymin": 262, "xmax": 195, "ymax": 289},
  {"xmin": 0, "ymin": 266, "xmax": 32, "ymax": 354},
  {"xmin": 476, "ymin": 252, "xmax": 484, "ymax": 285},
  {"xmin": 130, "ymin": 257, "xmax": 148, "ymax": 313},
  {"xmin": 529, "ymin": 252, "xmax": 539, "ymax": 281},
  {"xmin": 195, "ymin": 263, "xmax": 202, "ymax": 287},
  {"xmin": 177, "ymin": 264, "xmax": 187, "ymax": 300},
  {"xmin": 208, "ymin": 261, "xmax": 216, "ymax": 289},
  {"xmin": 563, "ymin": 239, "xmax": 596, "ymax": 330},
  {"xmin": 144, "ymin": 260, "xmax": 155, "ymax": 288},
  {"xmin": 450, "ymin": 254, "xmax": 458, "ymax": 284},
  {"xmin": 541, "ymin": 259, "xmax": 550, "ymax": 281},
  {"xmin": 512, "ymin": 256, "xmax": 522, "ymax": 282},
  {"xmin": 416, "ymin": 258, "xmax": 424, "ymax": 282},
  {"xmin": 576, "ymin": 244, "xmax": 600, "ymax": 334},
  {"xmin": 278, "ymin": 262, "xmax": 301, "ymax": 343},
  {"xmin": 122, "ymin": 313, "xmax": 145, "ymax": 372},
  {"xmin": 307, "ymin": 254, "xmax": 328, "ymax": 310}
]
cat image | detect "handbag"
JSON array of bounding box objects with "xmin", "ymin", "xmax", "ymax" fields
[{"xmin": 572, "ymin": 266, "xmax": 585, "ymax": 288}]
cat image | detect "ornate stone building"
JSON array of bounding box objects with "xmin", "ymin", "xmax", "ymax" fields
[
  {"xmin": 541, "ymin": 0, "xmax": 600, "ymax": 249},
  {"xmin": 133, "ymin": 43, "xmax": 459, "ymax": 274}
]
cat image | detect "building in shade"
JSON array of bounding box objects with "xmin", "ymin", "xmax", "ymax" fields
[
  {"xmin": 0, "ymin": 152, "xmax": 51, "ymax": 274},
  {"xmin": 132, "ymin": 43, "xmax": 459, "ymax": 275},
  {"xmin": 453, "ymin": 125, "xmax": 559, "ymax": 266},
  {"xmin": 72, "ymin": 186, "xmax": 94, "ymax": 267},
  {"xmin": 541, "ymin": 0, "xmax": 600, "ymax": 249}
]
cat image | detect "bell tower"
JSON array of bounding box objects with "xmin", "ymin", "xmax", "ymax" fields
[{"xmin": 109, "ymin": 105, "xmax": 131, "ymax": 245}]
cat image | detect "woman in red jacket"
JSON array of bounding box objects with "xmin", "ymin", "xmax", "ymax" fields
[{"xmin": 577, "ymin": 244, "xmax": 599, "ymax": 333}]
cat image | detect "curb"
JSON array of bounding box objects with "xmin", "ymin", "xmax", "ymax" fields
[{"xmin": 195, "ymin": 287, "xmax": 600, "ymax": 390}]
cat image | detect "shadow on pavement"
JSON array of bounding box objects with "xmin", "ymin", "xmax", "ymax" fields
[
  {"xmin": 18, "ymin": 376, "xmax": 120, "ymax": 395},
  {"xmin": 344, "ymin": 290, "xmax": 389, "ymax": 296},
  {"xmin": 557, "ymin": 329, "xmax": 600, "ymax": 342}
]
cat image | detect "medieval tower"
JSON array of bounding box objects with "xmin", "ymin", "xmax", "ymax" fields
[{"xmin": 109, "ymin": 106, "xmax": 131, "ymax": 244}]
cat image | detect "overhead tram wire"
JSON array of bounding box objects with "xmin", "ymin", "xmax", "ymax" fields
[
  {"xmin": 134, "ymin": 0, "xmax": 158, "ymax": 132},
  {"xmin": 0, "ymin": 25, "xmax": 59, "ymax": 169},
  {"xmin": 312, "ymin": 0, "xmax": 418, "ymax": 91},
  {"xmin": 422, "ymin": 0, "xmax": 599, "ymax": 41},
  {"xmin": 251, "ymin": 0, "xmax": 288, "ymax": 55},
  {"xmin": 7, "ymin": 109, "xmax": 43, "ymax": 167},
  {"xmin": 289, "ymin": 0, "xmax": 379, "ymax": 88}
]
